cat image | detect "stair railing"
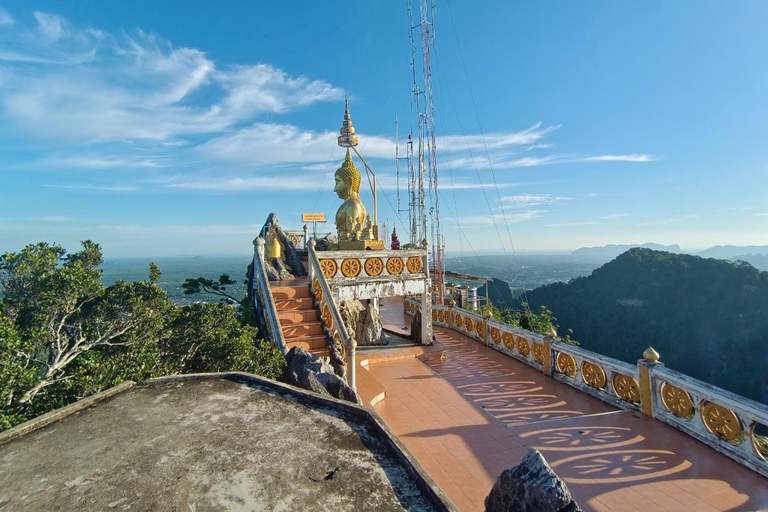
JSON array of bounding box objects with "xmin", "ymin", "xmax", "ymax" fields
[
  {"xmin": 307, "ymin": 239, "xmax": 358, "ymax": 390},
  {"xmin": 252, "ymin": 237, "xmax": 287, "ymax": 354}
]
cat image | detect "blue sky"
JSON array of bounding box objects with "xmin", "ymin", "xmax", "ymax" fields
[{"xmin": 0, "ymin": 1, "xmax": 766, "ymax": 258}]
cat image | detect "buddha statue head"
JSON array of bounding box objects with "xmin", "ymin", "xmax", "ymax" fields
[{"xmin": 334, "ymin": 149, "xmax": 362, "ymax": 199}]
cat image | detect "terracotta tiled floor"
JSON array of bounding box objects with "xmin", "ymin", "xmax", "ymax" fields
[{"xmin": 361, "ymin": 298, "xmax": 768, "ymax": 512}]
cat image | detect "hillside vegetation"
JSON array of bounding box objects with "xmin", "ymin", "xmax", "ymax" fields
[
  {"xmin": 519, "ymin": 248, "xmax": 768, "ymax": 403},
  {"xmin": 0, "ymin": 241, "xmax": 285, "ymax": 432}
]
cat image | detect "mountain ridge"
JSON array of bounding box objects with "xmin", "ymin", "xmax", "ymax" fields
[{"xmin": 518, "ymin": 248, "xmax": 768, "ymax": 403}]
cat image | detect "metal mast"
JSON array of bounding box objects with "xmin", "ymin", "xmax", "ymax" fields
[
  {"xmin": 407, "ymin": 2, "xmax": 422, "ymax": 247},
  {"xmin": 417, "ymin": 0, "xmax": 444, "ymax": 304}
]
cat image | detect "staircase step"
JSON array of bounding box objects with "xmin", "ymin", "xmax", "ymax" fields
[
  {"xmin": 271, "ymin": 284, "xmax": 310, "ymax": 300},
  {"xmin": 278, "ymin": 309, "xmax": 319, "ymax": 325},
  {"xmin": 286, "ymin": 335, "xmax": 328, "ymax": 352},
  {"xmin": 282, "ymin": 322, "xmax": 323, "ymax": 338},
  {"xmin": 274, "ymin": 297, "xmax": 314, "ymax": 311}
]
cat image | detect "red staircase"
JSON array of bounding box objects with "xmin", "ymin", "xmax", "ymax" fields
[{"xmin": 270, "ymin": 277, "xmax": 329, "ymax": 357}]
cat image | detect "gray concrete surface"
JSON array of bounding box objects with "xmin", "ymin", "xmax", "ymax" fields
[{"xmin": 0, "ymin": 377, "xmax": 443, "ymax": 511}]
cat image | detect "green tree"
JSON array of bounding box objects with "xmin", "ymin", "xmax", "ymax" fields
[
  {"xmin": 0, "ymin": 241, "xmax": 169, "ymax": 408},
  {"xmin": 182, "ymin": 274, "xmax": 240, "ymax": 304},
  {"xmin": 158, "ymin": 302, "xmax": 285, "ymax": 378},
  {"xmin": 148, "ymin": 262, "xmax": 162, "ymax": 283},
  {"xmin": 0, "ymin": 311, "xmax": 36, "ymax": 429}
]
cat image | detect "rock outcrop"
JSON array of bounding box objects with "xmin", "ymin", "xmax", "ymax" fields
[
  {"xmin": 484, "ymin": 449, "xmax": 583, "ymax": 512},
  {"xmin": 339, "ymin": 299, "xmax": 384, "ymax": 346},
  {"xmin": 315, "ymin": 234, "xmax": 338, "ymax": 252},
  {"xmin": 263, "ymin": 213, "xmax": 307, "ymax": 281},
  {"xmin": 283, "ymin": 346, "xmax": 360, "ymax": 404},
  {"xmin": 410, "ymin": 309, "xmax": 423, "ymax": 343}
]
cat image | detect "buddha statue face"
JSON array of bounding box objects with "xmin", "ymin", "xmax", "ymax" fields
[
  {"xmin": 334, "ymin": 173, "xmax": 349, "ymax": 199},
  {"xmin": 334, "ymin": 149, "xmax": 361, "ymax": 200}
]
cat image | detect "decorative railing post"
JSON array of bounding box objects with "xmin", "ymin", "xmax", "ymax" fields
[
  {"xmin": 307, "ymin": 239, "xmax": 316, "ymax": 281},
  {"xmin": 543, "ymin": 328, "xmax": 555, "ymax": 378},
  {"xmin": 348, "ymin": 339, "xmax": 357, "ymax": 391},
  {"xmin": 483, "ymin": 311, "xmax": 492, "ymax": 346},
  {"xmin": 303, "ymin": 224, "xmax": 309, "ymax": 247},
  {"xmin": 638, "ymin": 346, "xmax": 662, "ymax": 418},
  {"xmin": 447, "ymin": 299, "xmax": 455, "ymax": 329},
  {"xmin": 255, "ymin": 236, "xmax": 265, "ymax": 264}
]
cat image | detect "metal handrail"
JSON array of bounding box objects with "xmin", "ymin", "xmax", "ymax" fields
[
  {"xmin": 252, "ymin": 238, "xmax": 287, "ymax": 353},
  {"xmin": 307, "ymin": 240, "xmax": 358, "ymax": 389}
]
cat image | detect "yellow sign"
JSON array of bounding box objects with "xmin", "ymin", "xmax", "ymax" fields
[{"xmin": 302, "ymin": 213, "xmax": 326, "ymax": 222}]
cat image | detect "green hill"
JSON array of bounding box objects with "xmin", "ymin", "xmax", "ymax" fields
[{"xmin": 518, "ymin": 248, "xmax": 768, "ymax": 404}]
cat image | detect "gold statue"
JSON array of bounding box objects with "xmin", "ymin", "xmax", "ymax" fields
[{"xmin": 334, "ymin": 149, "xmax": 367, "ymax": 242}]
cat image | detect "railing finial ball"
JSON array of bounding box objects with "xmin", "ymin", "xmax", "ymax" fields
[{"xmin": 643, "ymin": 346, "xmax": 660, "ymax": 363}]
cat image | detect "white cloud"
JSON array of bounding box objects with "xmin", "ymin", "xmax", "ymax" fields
[
  {"xmin": 0, "ymin": 8, "xmax": 14, "ymax": 26},
  {"xmin": 45, "ymin": 184, "xmax": 137, "ymax": 191},
  {"xmin": 31, "ymin": 215, "xmax": 73, "ymax": 222},
  {"xmin": 547, "ymin": 221, "xmax": 597, "ymax": 227},
  {"xmin": 217, "ymin": 64, "xmax": 343, "ymax": 117},
  {"xmin": 164, "ymin": 175, "xmax": 323, "ymax": 191},
  {"xmin": 0, "ymin": 17, "xmax": 345, "ymax": 144},
  {"xmin": 500, "ymin": 194, "xmax": 570, "ymax": 208},
  {"xmin": 438, "ymin": 123, "xmax": 559, "ymax": 152},
  {"xmin": 36, "ymin": 155, "xmax": 164, "ymax": 169},
  {"xmin": 34, "ymin": 11, "xmax": 68, "ymax": 42},
  {"xmin": 445, "ymin": 153, "xmax": 655, "ymax": 171},
  {"xmin": 457, "ymin": 210, "xmax": 544, "ymax": 228},
  {"xmin": 582, "ymin": 154, "xmax": 655, "ymax": 162}
]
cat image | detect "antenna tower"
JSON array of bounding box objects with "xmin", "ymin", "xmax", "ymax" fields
[{"xmin": 409, "ymin": 0, "xmax": 444, "ymax": 304}]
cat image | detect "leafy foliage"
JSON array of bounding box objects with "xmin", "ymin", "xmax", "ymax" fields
[
  {"xmin": 518, "ymin": 248, "xmax": 768, "ymax": 402},
  {"xmin": 0, "ymin": 241, "xmax": 286, "ymax": 432},
  {"xmin": 182, "ymin": 274, "xmax": 240, "ymax": 304}
]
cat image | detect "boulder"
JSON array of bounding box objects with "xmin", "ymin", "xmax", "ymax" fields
[
  {"xmin": 410, "ymin": 310, "xmax": 422, "ymax": 343},
  {"xmin": 315, "ymin": 234, "xmax": 338, "ymax": 251},
  {"xmin": 283, "ymin": 346, "xmax": 358, "ymax": 404},
  {"xmin": 339, "ymin": 299, "xmax": 384, "ymax": 346},
  {"xmin": 263, "ymin": 213, "xmax": 307, "ymax": 280},
  {"xmin": 284, "ymin": 346, "xmax": 336, "ymax": 388},
  {"xmin": 484, "ymin": 449, "xmax": 582, "ymax": 512},
  {"xmin": 327, "ymin": 336, "xmax": 348, "ymax": 379},
  {"xmin": 316, "ymin": 372, "xmax": 361, "ymax": 405}
]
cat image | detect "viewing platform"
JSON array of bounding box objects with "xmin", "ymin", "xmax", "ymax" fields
[{"xmin": 357, "ymin": 297, "xmax": 768, "ymax": 512}]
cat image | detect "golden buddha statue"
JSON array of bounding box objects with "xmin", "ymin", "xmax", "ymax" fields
[{"xmin": 334, "ymin": 149, "xmax": 367, "ymax": 242}]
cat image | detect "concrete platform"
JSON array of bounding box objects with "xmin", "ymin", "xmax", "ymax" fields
[{"xmin": 0, "ymin": 374, "xmax": 454, "ymax": 512}]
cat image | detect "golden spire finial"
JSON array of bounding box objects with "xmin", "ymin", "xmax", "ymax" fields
[{"xmin": 338, "ymin": 96, "xmax": 359, "ymax": 148}]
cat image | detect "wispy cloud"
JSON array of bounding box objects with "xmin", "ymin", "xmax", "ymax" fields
[
  {"xmin": 0, "ymin": 8, "xmax": 15, "ymax": 26},
  {"xmin": 34, "ymin": 155, "xmax": 165, "ymax": 169},
  {"xmin": 755, "ymin": 213, "xmax": 768, "ymax": 217},
  {"xmin": 164, "ymin": 175, "xmax": 321, "ymax": 192},
  {"xmin": 601, "ymin": 213, "xmax": 629, "ymax": 219},
  {"xmin": 0, "ymin": 16, "xmax": 344, "ymax": 145},
  {"xmin": 457, "ymin": 210, "xmax": 545, "ymax": 228},
  {"xmin": 443, "ymin": 153, "xmax": 655, "ymax": 171},
  {"xmin": 635, "ymin": 219, "xmax": 675, "ymax": 226},
  {"xmin": 30, "ymin": 215, "xmax": 73, "ymax": 222},
  {"xmin": 547, "ymin": 221, "xmax": 597, "ymax": 227},
  {"xmin": 500, "ymin": 194, "xmax": 570, "ymax": 209},
  {"xmin": 45, "ymin": 184, "xmax": 137, "ymax": 191},
  {"xmin": 34, "ymin": 11, "xmax": 68, "ymax": 42},
  {"xmin": 582, "ymin": 154, "xmax": 655, "ymax": 162}
]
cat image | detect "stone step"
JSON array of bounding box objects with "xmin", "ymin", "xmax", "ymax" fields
[
  {"xmin": 278, "ymin": 309, "xmax": 319, "ymax": 326},
  {"xmin": 286, "ymin": 335, "xmax": 328, "ymax": 352},
  {"xmin": 274, "ymin": 297, "xmax": 314, "ymax": 311},
  {"xmin": 282, "ymin": 322, "xmax": 323, "ymax": 338}
]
